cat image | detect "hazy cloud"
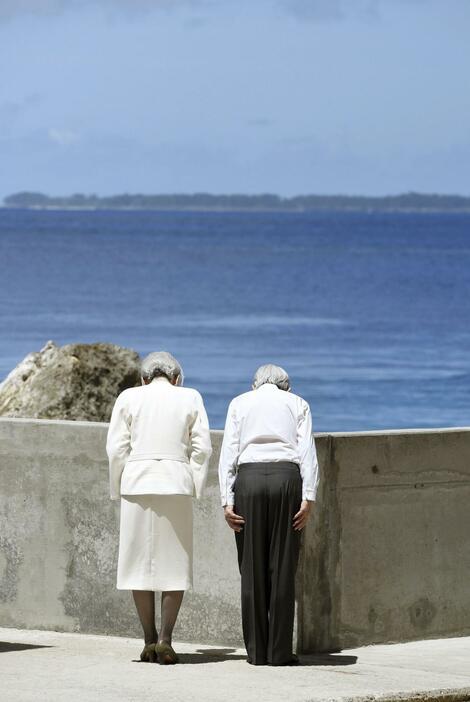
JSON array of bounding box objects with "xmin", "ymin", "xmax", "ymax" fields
[
  {"xmin": 0, "ymin": 0, "xmax": 209, "ymax": 21},
  {"xmin": 0, "ymin": 0, "xmax": 434, "ymax": 22},
  {"xmin": 0, "ymin": 94, "xmax": 42, "ymax": 129},
  {"xmin": 278, "ymin": 0, "xmax": 413, "ymax": 22},
  {"xmin": 281, "ymin": 0, "xmax": 352, "ymax": 22},
  {"xmin": 248, "ymin": 118, "xmax": 273, "ymax": 128},
  {"xmin": 48, "ymin": 128, "xmax": 80, "ymax": 146},
  {"xmin": 0, "ymin": 0, "xmax": 63, "ymax": 21}
]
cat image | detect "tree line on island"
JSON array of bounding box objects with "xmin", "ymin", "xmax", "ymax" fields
[{"xmin": 3, "ymin": 191, "xmax": 470, "ymax": 212}]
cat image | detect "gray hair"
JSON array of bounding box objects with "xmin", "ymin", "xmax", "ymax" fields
[
  {"xmin": 252, "ymin": 364, "xmax": 290, "ymax": 391},
  {"xmin": 141, "ymin": 351, "xmax": 184, "ymax": 385}
]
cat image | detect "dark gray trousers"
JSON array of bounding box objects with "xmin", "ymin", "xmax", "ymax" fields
[{"xmin": 234, "ymin": 462, "xmax": 302, "ymax": 665}]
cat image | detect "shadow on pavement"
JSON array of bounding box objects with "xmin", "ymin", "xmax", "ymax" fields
[
  {"xmin": 132, "ymin": 647, "xmax": 246, "ymax": 664},
  {"xmin": 179, "ymin": 648, "xmax": 247, "ymax": 664},
  {"xmin": 299, "ymin": 653, "xmax": 358, "ymax": 667},
  {"xmin": 0, "ymin": 642, "xmax": 54, "ymax": 653},
  {"xmin": 132, "ymin": 649, "xmax": 359, "ymax": 666}
]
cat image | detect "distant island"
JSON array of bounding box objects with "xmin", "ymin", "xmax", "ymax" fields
[{"xmin": 3, "ymin": 191, "xmax": 470, "ymax": 212}]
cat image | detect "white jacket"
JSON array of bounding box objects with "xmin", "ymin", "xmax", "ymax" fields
[{"xmin": 106, "ymin": 377, "xmax": 212, "ymax": 501}]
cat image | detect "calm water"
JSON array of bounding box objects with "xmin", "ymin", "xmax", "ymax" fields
[{"xmin": 0, "ymin": 208, "xmax": 469, "ymax": 431}]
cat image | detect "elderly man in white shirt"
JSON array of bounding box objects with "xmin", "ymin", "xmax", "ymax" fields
[
  {"xmin": 107, "ymin": 351, "xmax": 212, "ymax": 664},
  {"xmin": 219, "ymin": 364, "xmax": 319, "ymax": 666}
]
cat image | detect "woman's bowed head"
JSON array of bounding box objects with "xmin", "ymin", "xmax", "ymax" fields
[
  {"xmin": 218, "ymin": 363, "xmax": 320, "ymax": 666},
  {"xmin": 251, "ymin": 363, "xmax": 291, "ymax": 391},
  {"xmin": 140, "ymin": 351, "xmax": 184, "ymax": 386}
]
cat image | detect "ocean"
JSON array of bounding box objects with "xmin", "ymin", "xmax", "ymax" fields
[{"xmin": 0, "ymin": 208, "xmax": 469, "ymax": 431}]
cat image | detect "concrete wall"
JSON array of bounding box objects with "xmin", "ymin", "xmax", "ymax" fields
[
  {"xmin": 298, "ymin": 428, "xmax": 470, "ymax": 651},
  {"xmin": 0, "ymin": 418, "xmax": 469, "ymax": 651}
]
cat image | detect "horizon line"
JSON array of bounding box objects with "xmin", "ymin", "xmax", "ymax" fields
[{"xmin": 3, "ymin": 189, "xmax": 470, "ymax": 200}]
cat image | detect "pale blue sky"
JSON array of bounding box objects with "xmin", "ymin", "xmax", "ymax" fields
[{"xmin": 1, "ymin": 0, "xmax": 469, "ymax": 198}]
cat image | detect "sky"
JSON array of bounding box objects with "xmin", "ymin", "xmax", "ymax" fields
[{"xmin": 1, "ymin": 0, "xmax": 469, "ymax": 198}]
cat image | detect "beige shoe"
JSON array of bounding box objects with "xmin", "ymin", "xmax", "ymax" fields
[{"xmin": 155, "ymin": 642, "xmax": 179, "ymax": 665}]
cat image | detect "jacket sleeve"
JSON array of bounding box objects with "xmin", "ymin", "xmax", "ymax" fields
[
  {"xmin": 189, "ymin": 391, "xmax": 212, "ymax": 499},
  {"xmin": 218, "ymin": 400, "xmax": 239, "ymax": 507},
  {"xmin": 106, "ymin": 392, "xmax": 132, "ymax": 501},
  {"xmin": 297, "ymin": 400, "xmax": 320, "ymax": 501}
]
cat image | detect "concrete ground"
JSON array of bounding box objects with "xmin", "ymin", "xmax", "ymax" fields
[{"xmin": 1, "ymin": 628, "xmax": 470, "ymax": 702}]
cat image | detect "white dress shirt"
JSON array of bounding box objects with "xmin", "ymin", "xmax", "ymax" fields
[
  {"xmin": 218, "ymin": 383, "xmax": 320, "ymax": 507},
  {"xmin": 106, "ymin": 377, "xmax": 212, "ymax": 501}
]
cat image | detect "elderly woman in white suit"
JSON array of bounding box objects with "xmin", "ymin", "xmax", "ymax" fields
[{"xmin": 106, "ymin": 351, "xmax": 212, "ymax": 664}]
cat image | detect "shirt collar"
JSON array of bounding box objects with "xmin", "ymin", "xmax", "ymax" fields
[
  {"xmin": 150, "ymin": 376, "xmax": 171, "ymax": 385},
  {"xmin": 256, "ymin": 383, "xmax": 278, "ymax": 391}
]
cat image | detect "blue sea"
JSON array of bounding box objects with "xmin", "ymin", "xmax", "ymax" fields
[{"xmin": 0, "ymin": 208, "xmax": 469, "ymax": 431}]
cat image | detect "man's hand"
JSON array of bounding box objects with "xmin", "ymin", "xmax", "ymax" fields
[
  {"xmin": 293, "ymin": 500, "xmax": 313, "ymax": 531},
  {"xmin": 224, "ymin": 505, "xmax": 245, "ymax": 532}
]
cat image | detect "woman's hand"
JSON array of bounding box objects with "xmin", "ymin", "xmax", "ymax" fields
[
  {"xmin": 224, "ymin": 506, "xmax": 245, "ymax": 532},
  {"xmin": 293, "ymin": 500, "xmax": 313, "ymax": 531}
]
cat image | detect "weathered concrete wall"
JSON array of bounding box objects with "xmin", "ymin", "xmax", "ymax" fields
[
  {"xmin": 298, "ymin": 428, "xmax": 470, "ymax": 652},
  {"xmin": 1, "ymin": 418, "xmax": 469, "ymax": 651},
  {"xmin": 0, "ymin": 419, "xmax": 243, "ymax": 645}
]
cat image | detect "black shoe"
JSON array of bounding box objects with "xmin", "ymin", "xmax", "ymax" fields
[
  {"xmin": 246, "ymin": 657, "xmax": 268, "ymax": 665},
  {"xmin": 270, "ymin": 654, "xmax": 300, "ymax": 666},
  {"xmin": 286, "ymin": 654, "xmax": 300, "ymax": 666}
]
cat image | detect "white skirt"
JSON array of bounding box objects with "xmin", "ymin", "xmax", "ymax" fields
[{"xmin": 117, "ymin": 494, "xmax": 193, "ymax": 591}]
